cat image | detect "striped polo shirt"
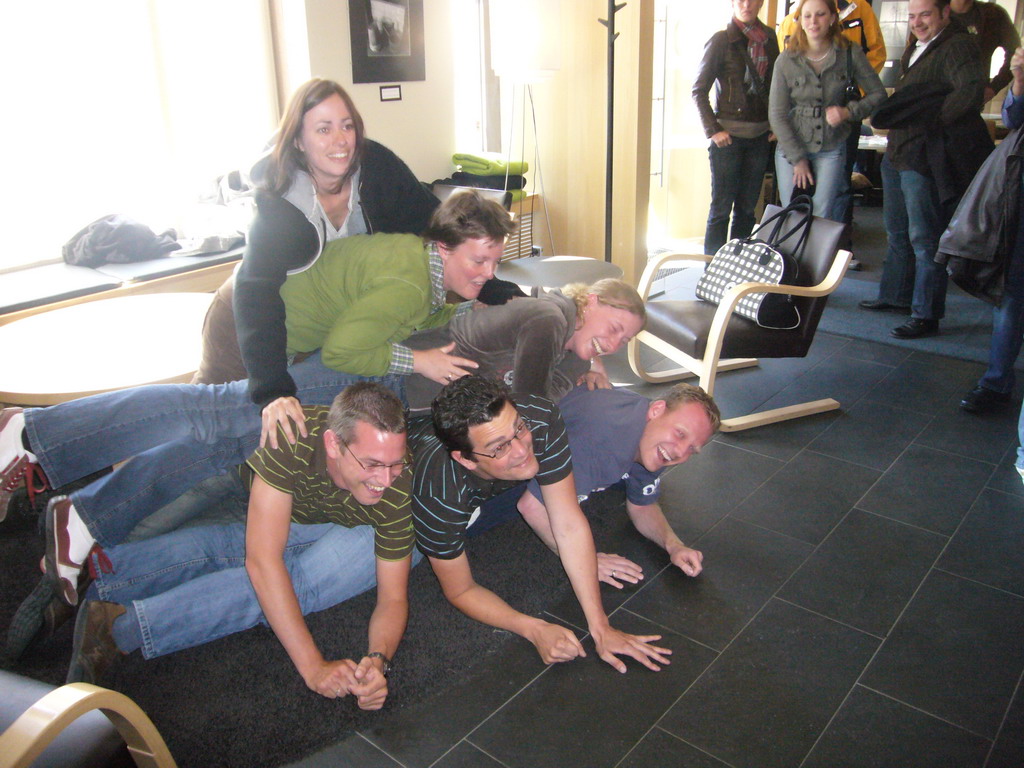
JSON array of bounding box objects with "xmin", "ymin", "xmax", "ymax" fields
[
  {"xmin": 409, "ymin": 394, "xmax": 573, "ymax": 559},
  {"xmin": 245, "ymin": 407, "xmax": 414, "ymax": 561}
]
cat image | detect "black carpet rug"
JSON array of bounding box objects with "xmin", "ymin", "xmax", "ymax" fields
[{"xmin": 0, "ymin": 483, "xmax": 635, "ymax": 767}]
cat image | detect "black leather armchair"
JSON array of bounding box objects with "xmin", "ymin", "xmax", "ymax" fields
[{"xmin": 627, "ymin": 205, "xmax": 850, "ymax": 431}]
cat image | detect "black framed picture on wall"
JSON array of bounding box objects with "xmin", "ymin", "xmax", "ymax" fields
[{"xmin": 349, "ymin": 0, "xmax": 426, "ymax": 84}]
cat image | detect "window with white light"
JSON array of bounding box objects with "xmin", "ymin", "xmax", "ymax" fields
[{"xmin": 0, "ymin": 1, "xmax": 279, "ymax": 273}]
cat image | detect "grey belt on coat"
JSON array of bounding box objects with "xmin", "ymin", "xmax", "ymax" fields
[{"xmin": 792, "ymin": 105, "xmax": 824, "ymax": 117}]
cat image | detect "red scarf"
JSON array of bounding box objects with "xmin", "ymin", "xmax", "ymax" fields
[{"xmin": 735, "ymin": 19, "xmax": 769, "ymax": 79}]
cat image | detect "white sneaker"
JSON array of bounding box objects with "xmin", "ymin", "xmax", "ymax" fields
[
  {"xmin": 1, "ymin": 408, "xmax": 43, "ymax": 522},
  {"xmin": 45, "ymin": 495, "xmax": 96, "ymax": 606}
]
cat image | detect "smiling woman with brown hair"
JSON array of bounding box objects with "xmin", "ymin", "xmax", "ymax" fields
[{"xmin": 194, "ymin": 78, "xmax": 441, "ymax": 420}]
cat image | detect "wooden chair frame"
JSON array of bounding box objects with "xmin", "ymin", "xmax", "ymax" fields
[
  {"xmin": 0, "ymin": 683, "xmax": 177, "ymax": 768},
  {"xmin": 627, "ymin": 247, "xmax": 852, "ymax": 432}
]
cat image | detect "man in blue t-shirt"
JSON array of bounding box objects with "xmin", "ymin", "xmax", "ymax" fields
[{"xmin": 519, "ymin": 383, "xmax": 719, "ymax": 588}]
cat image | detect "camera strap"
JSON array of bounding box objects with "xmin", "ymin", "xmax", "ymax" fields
[{"xmin": 740, "ymin": 43, "xmax": 770, "ymax": 101}]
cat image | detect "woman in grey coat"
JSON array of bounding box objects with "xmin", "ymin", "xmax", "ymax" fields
[{"xmin": 769, "ymin": 0, "xmax": 885, "ymax": 218}]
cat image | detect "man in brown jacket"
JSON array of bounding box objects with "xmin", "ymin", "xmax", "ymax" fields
[{"xmin": 950, "ymin": 0, "xmax": 1021, "ymax": 101}]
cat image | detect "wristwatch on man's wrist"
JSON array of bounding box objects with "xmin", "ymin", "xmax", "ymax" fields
[{"xmin": 367, "ymin": 651, "xmax": 391, "ymax": 676}]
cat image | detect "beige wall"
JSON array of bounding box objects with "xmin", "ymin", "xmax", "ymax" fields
[
  {"xmin": 524, "ymin": 0, "xmax": 654, "ymax": 282},
  {"xmin": 649, "ymin": 147, "xmax": 713, "ymax": 244},
  {"xmin": 297, "ymin": 0, "xmax": 657, "ymax": 281},
  {"xmin": 301, "ymin": 0, "xmax": 457, "ymax": 183}
]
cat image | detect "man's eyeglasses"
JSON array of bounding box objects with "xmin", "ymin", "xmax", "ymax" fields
[
  {"xmin": 341, "ymin": 441, "xmax": 410, "ymax": 473},
  {"xmin": 473, "ymin": 420, "xmax": 529, "ymax": 459}
]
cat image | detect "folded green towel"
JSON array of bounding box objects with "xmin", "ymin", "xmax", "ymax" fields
[{"xmin": 452, "ymin": 152, "xmax": 529, "ymax": 176}]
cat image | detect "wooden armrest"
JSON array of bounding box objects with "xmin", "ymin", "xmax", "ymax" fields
[
  {"xmin": 636, "ymin": 251, "xmax": 711, "ymax": 301},
  {"xmin": 0, "ymin": 683, "xmax": 177, "ymax": 768},
  {"xmin": 713, "ymin": 248, "xmax": 851, "ymax": 310},
  {"xmin": 702, "ymin": 249, "xmax": 851, "ymax": 365}
]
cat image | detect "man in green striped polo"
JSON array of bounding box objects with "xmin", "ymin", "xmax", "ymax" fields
[{"xmin": 59, "ymin": 383, "xmax": 413, "ymax": 707}]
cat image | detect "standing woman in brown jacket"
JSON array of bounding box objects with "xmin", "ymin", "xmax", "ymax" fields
[{"xmin": 692, "ymin": 0, "xmax": 779, "ymax": 256}]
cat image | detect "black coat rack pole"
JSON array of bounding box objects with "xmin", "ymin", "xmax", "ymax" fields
[{"xmin": 598, "ymin": 2, "xmax": 626, "ymax": 263}]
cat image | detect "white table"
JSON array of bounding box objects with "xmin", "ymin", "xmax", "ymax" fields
[
  {"xmin": 0, "ymin": 293, "xmax": 212, "ymax": 405},
  {"xmin": 497, "ymin": 256, "xmax": 624, "ymax": 297},
  {"xmin": 857, "ymin": 134, "xmax": 887, "ymax": 152}
]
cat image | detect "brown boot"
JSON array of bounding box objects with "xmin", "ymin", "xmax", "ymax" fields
[{"xmin": 66, "ymin": 600, "xmax": 126, "ymax": 685}]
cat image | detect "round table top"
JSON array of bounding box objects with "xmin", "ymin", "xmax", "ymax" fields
[
  {"xmin": 0, "ymin": 293, "xmax": 212, "ymax": 406},
  {"xmin": 496, "ymin": 255, "xmax": 623, "ymax": 290}
]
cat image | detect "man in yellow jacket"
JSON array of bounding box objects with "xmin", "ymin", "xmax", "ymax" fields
[
  {"xmin": 777, "ymin": 0, "xmax": 886, "ymax": 71},
  {"xmin": 778, "ymin": 0, "xmax": 886, "ymax": 264}
]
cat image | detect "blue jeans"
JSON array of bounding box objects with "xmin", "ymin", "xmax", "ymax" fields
[
  {"xmin": 876, "ymin": 155, "xmax": 950, "ymax": 320},
  {"xmin": 91, "ymin": 522, "xmax": 387, "ymax": 658},
  {"xmin": 125, "ymin": 472, "xmax": 249, "ymax": 542},
  {"xmin": 827, "ymin": 125, "xmax": 864, "ymax": 226},
  {"xmin": 705, "ymin": 133, "xmax": 772, "ymax": 255},
  {"xmin": 24, "ymin": 351, "xmax": 406, "ymax": 546},
  {"xmin": 775, "ymin": 145, "xmax": 846, "ymax": 220},
  {"xmin": 978, "ymin": 199, "xmax": 1024, "ymax": 395},
  {"xmin": 1017, "ymin": 402, "xmax": 1024, "ymax": 470}
]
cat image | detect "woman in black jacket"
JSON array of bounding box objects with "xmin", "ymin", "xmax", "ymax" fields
[
  {"xmin": 692, "ymin": 0, "xmax": 779, "ymax": 255},
  {"xmin": 193, "ymin": 79, "xmax": 445, "ymax": 431}
]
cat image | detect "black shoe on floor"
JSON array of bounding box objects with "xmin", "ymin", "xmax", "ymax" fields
[
  {"xmin": 858, "ymin": 299, "xmax": 911, "ymax": 314},
  {"xmin": 890, "ymin": 318, "xmax": 939, "ymax": 339},
  {"xmin": 960, "ymin": 385, "xmax": 1012, "ymax": 414},
  {"xmin": 8, "ymin": 572, "xmax": 91, "ymax": 660},
  {"xmin": 6, "ymin": 577, "xmax": 58, "ymax": 659}
]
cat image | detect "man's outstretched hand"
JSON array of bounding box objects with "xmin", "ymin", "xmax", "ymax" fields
[
  {"xmin": 592, "ymin": 626, "xmax": 672, "ymax": 673},
  {"xmin": 597, "ymin": 552, "xmax": 644, "ymax": 588}
]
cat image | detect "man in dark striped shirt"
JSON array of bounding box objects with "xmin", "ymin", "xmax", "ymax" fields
[{"xmin": 410, "ymin": 376, "xmax": 672, "ymax": 673}]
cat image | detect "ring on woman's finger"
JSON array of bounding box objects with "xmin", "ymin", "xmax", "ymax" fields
[
  {"xmin": 612, "ymin": 570, "xmax": 617, "ymax": 577},
  {"xmin": 335, "ymin": 687, "xmax": 342, "ymax": 697}
]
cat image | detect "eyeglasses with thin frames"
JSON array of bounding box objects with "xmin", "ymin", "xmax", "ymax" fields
[
  {"xmin": 473, "ymin": 420, "xmax": 529, "ymax": 459},
  {"xmin": 340, "ymin": 440, "xmax": 410, "ymax": 473}
]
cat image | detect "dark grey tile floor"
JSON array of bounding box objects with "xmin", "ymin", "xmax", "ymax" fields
[{"xmin": 288, "ymin": 328, "xmax": 1024, "ymax": 768}]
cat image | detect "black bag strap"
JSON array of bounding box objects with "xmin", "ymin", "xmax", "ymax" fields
[
  {"xmin": 751, "ymin": 195, "xmax": 813, "ymax": 251},
  {"xmin": 846, "ymin": 47, "xmax": 854, "ymax": 89},
  {"xmin": 748, "ymin": 195, "xmax": 814, "ymax": 274},
  {"xmin": 775, "ymin": 194, "xmax": 814, "ymax": 266},
  {"xmin": 750, "ymin": 197, "xmax": 806, "ymax": 240},
  {"xmin": 840, "ymin": 15, "xmax": 870, "ymax": 56},
  {"xmin": 739, "ymin": 43, "xmax": 770, "ymax": 100},
  {"xmin": 783, "ymin": 200, "xmax": 814, "ymax": 267}
]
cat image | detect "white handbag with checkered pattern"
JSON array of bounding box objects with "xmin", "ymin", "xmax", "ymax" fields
[{"xmin": 695, "ymin": 196, "xmax": 813, "ymax": 329}]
